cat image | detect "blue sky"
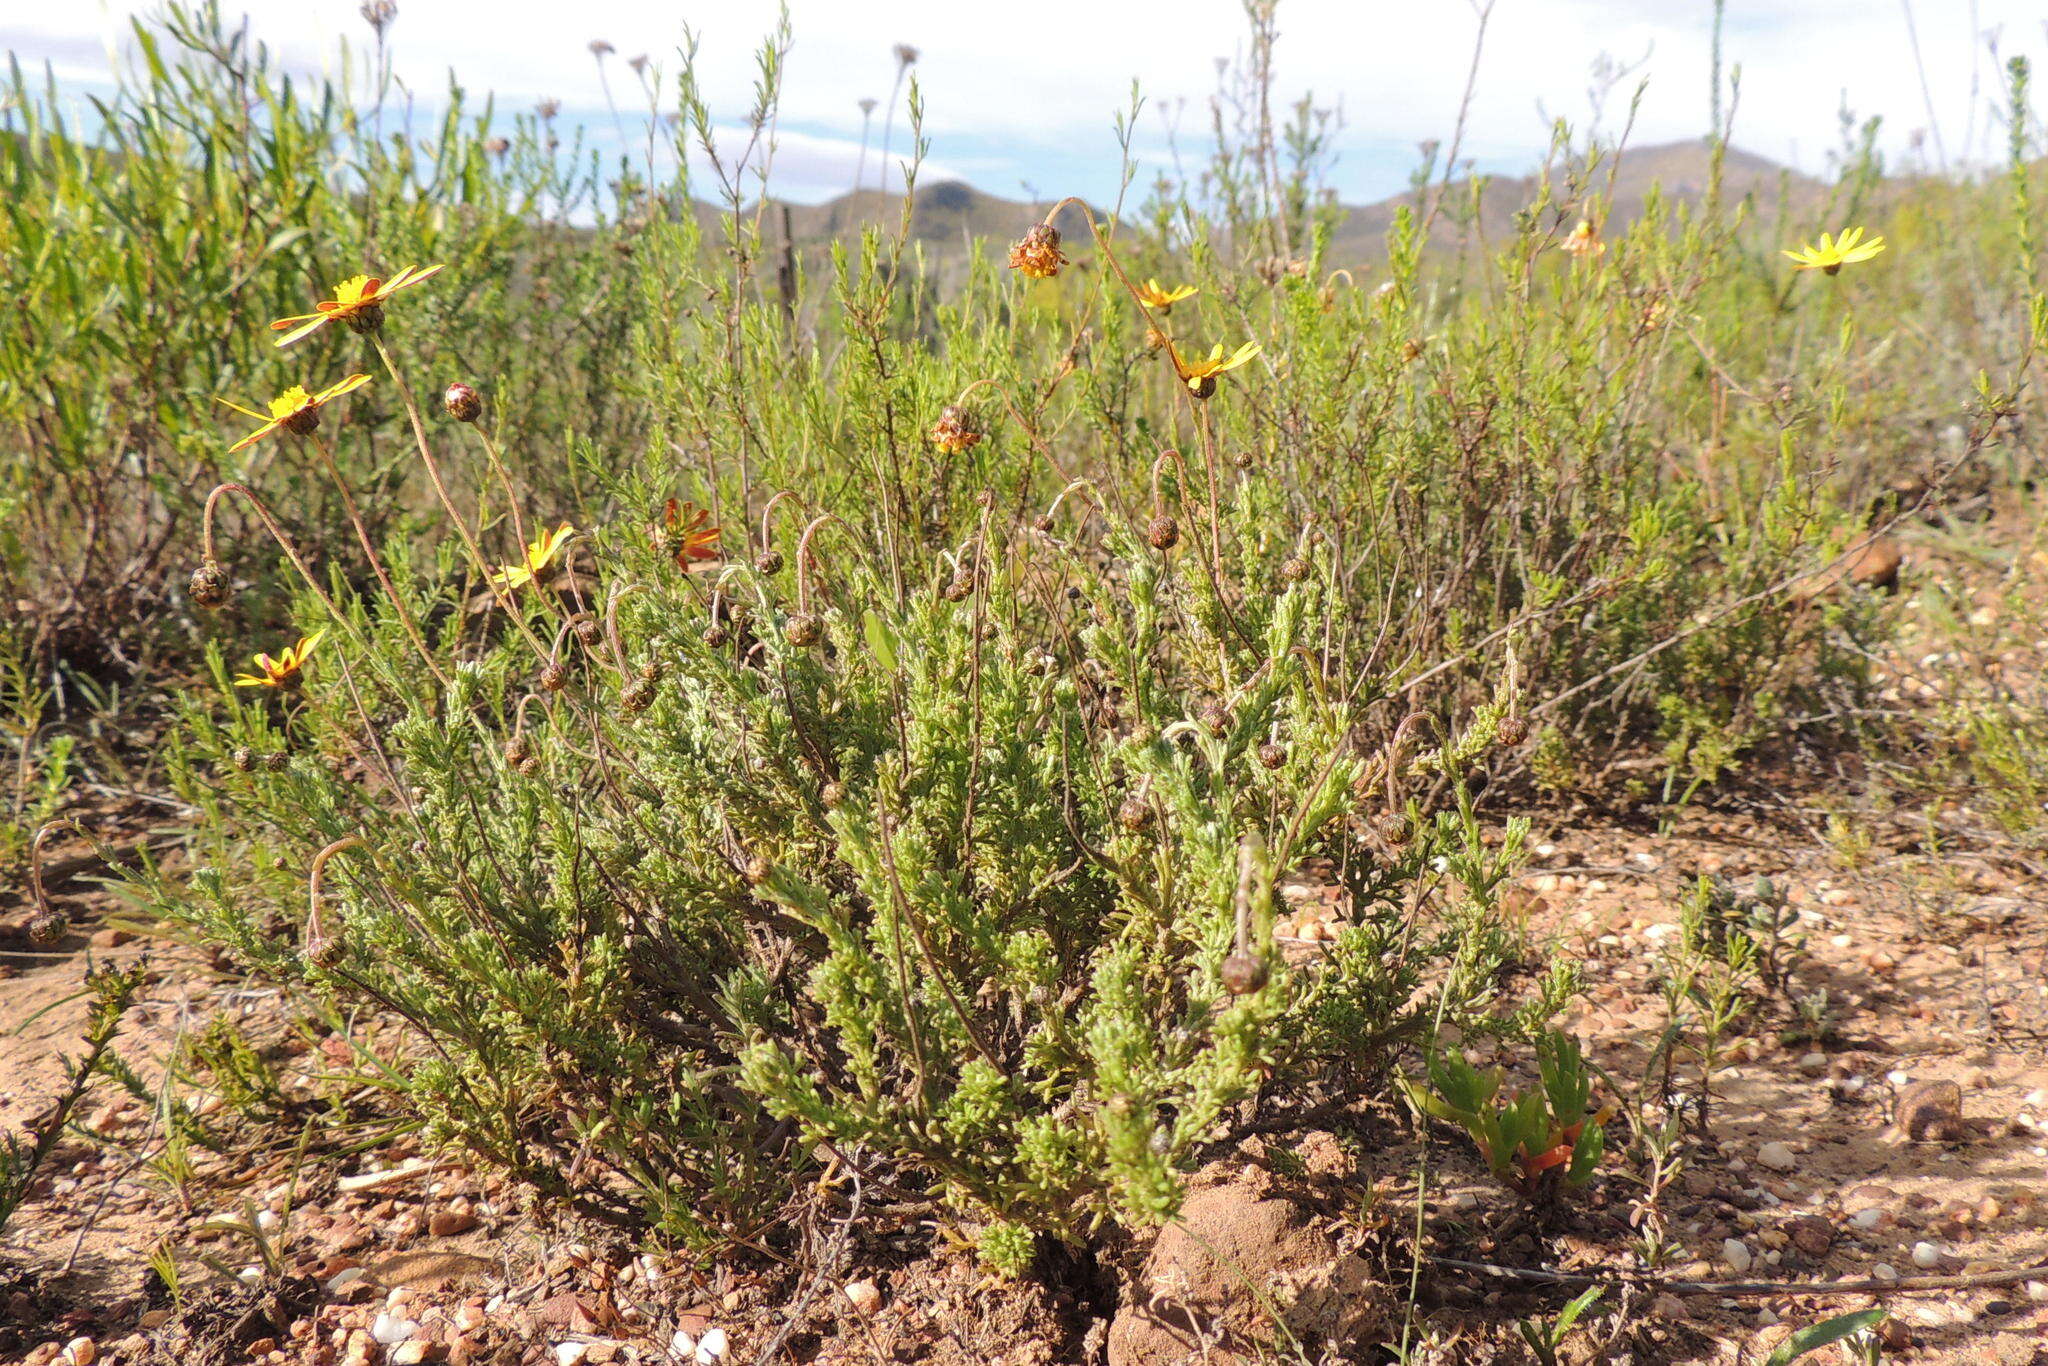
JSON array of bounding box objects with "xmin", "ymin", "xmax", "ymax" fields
[{"xmin": 6, "ymin": 1, "xmax": 2043, "ymax": 205}]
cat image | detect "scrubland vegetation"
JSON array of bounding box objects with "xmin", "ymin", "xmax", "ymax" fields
[{"xmin": 7, "ymin": 4, "xmax": 2048, "ymax": 1363}]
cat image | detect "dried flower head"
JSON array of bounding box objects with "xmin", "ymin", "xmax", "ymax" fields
[
  {"xmin": 270, "ymin": 265, "xmax": 444, "ymax": 347},
  {"xmin": 1280, "ymin": 555, "xmax": 1310, "ymax": 583},
  {"xmin": 755, "ymin": 549, "xmax": 785, "ymax": 575},
  {"xmin": 233, "ymin": 629, "xmax": 326, "ymax": 690},
  {"xmin": 894, "ymin": 43, "xmax": 920, "ymax": 65},
  {"xmin": 1007, "ymin": 223, "xmax": 1066, "ymax": 280},
  {"xmin": 589, "ymin": 39, "xmax": 615, "ymax": 57},
  {"xmin": 1497, "ymin": 715, "xmax": 1530, "ymax": 747},
  {"xmin": 1147, "ymin": 515, "xmax": 1180, "ymax": 551},
  {"xmin": 1117, "ymin": 795, "xmax": 1153, "ymax": 833},
  {"xmin": 785, "ymin": 613, "xmax": 821, "ymax": 647},
  {"xmin": 539, "ymin": 660, "xmax": 570, "ymax": 692},
  {"xmin": 621, "ymin": 678, "xmax": 656, "ymax": 713},
  {"xmin": 1257, "ymin": 741, "xmax": 1287, "ymax": 770},
  {"xmin": 220, "ymin": 374, "xmax": 371, "ymax": 453},
  {"xmin": 928, "ymin": 404, "xmax": 984, "ymax": 455},
  {"xmin": 231, "ymin": 745, "xmax": 257, "ymax": 773},
  {"xmin": 442, "ymin": 381, "xmax": 482, "ymax": 422},
  {"xmin": 360, "ymin": 0, "xmax": 397, "ymax": 33}
]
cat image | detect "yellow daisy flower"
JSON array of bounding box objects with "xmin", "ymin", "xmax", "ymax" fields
[
  {"xmin": 491, "ymin": 523, "xmax": 576, "ymax": 592},
  {"xmin": 1134, "ymin": 278, "xmax": 1198, "ymax": 311},
  {"xmin": 270, "ymin": 264, "xmax": 446, "ymax": 347},
  {"xmin": 1783, "ymin": 227, "xmax": 1886, "ymax": 275},
  {"xmin": 1169, "ymin": 341, "xmax": 1262, "ymax": 399},
  {"xmin": 220, "ymin": 374, "xmax": 371, "ymax": 453},
  {"xmin": 234, "ymin": 630, "xmax": 326, "ymax": 689}
]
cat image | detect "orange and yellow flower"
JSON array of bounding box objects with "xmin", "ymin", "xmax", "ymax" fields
[
  {"xmin": 1783, "ymin": 227, "xmax": 1886, "ymax": 275},
  {"xmin": 1560, "ymin": 219, "xmax": 1606, "ymax": 259},
  {"xmin": 657, "ymin": 500, "xmax": 721, "ymax": 569},
  {"xmin": 234, "ymin": 630, "xmax": 326, "ymax": 689},
  {"xmin": 1169, "ymin": 341, "xmax": 1262, "ymax": 399},
  {"xmin": 270, "ymin": 264, "xmax": 446, "ymax": 347},
  {"xmin": 492, "ymin": 523, "xmax": 575, "ymax": 591},
  {"xmin": 219, "ymin": 374, "xmax": 371, "ymax": 453},
  {"xmin": 1134, "ymin": 278, "xmax": 1198, "ymax": 311}
]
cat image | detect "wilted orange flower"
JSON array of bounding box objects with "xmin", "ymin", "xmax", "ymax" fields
[
  {"xmin": 220, "ymin": 374, "xmax": 371, "ymax": 453},
  {"xmin": 1169, "ymin": 341, "xmax": 1262, "ymax": 399},
  {"xmin": 1561, "ymin": 219, "xmax": 1606, "ymax": 259},
  {"xmin": 928, "ymin": 405, "xmax": 984, "ymax": 455},
  {"xmin": 234, "ymin": 630, "xmax": 326, "ymax": 689},
  {"xmin": 657, "ymin": 499, "xmax": 721, "ymax": 569},
  {"xmin": 1134, "ymin": 278, "xmax": 1198, "ymax": 311},
  {"xmin": 492, "ymin": 523, "xmax": 576, "ymax": 591},
  {"xmin": 1008, "ymin": 223, "xmax": 1066, "ymax": 279},
  {"xmin": 270, "ymin": 265, "xmax": 446, "ymax": 347}
]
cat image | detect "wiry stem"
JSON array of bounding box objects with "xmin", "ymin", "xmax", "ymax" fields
[{"xmin": 304, "ymin": 432, "xmax": 445, "ymax": 683}]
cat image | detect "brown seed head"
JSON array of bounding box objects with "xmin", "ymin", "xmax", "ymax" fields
[
  {"xmin": 572, "ymin": 617, "xmax": 602, "ymax": 647},
  {"xmin": 263, "ymin": 751, "xmax": 291, "ymax": 772},
  {"xmin": 1280, "ymin": 556, "xmax": 1310, "ymax": 583},
  {"xmin": 755, "ymin": 549, "xmax": 784, "ymax": 575},
  {"xmin": 1257, "ymin": 741, "xmax": 1286, "ymax": 770},
  {"xmin": 785, "ymin": 613, "xmax": 821, "ymax": 647},
  {"xmin": 1373, "ymin": 812, "xmax": 1411, "ymax": 845},
  {"xmin": 539, "ymin": 661, "xmax": 570, "ymax": 692},
  {"xmin": 821, "ymin": 781, "xmax": 845, "ymax": 809},
  {"xmin": 1496, "ymin": 715, "xmax": 1529, "ymax": 747},
  {"xmin": 230, "ymin": 745, "xmax": 257, "ymax": 773},
  {"xmin": 1147, "ymin": 515, "xmax": 1180, "ymax": 551},
  {"xmin": 744, "ymin": 854, "xmax": 771, "ymax": 886},
  {"xmin": 703, "ymin": 623, "xmax": 731, "ymax": 648},
  {"xmin": 1199, "ymin": 701, "xmax": 1229, "ymax": 736},
  {"xmin": 621, "ymin": 678, "xmax": 656, "ymax": 713}
]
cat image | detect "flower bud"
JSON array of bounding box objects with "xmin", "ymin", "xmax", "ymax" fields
[
  {"xmin": 1117, "ymin": 796, "xmax": 1153, "ymax": 833},
  {"xmin": 539, "ymin": 661, "xmax": 570, "ymax": 692},
  {"xmin": 27, "ymin": 911, "xmax": 67, "ymax": 946},
  {"xmin": 1147, "ymin": 515, "xmax": 1180, "ymax": 551},
  {"xmin": 1280, "ymin": 556, "xmax": 1310, "ymax": 583},
  {"xmin": 785, "ymin": 614, "xmax": 821, "ymax": 647},
  {"xmin": 1496, "ymin": 715, "xmax": 1529, "ymax": 747},
  {"xmin": 1257, "ymin": 742, "xmax": 1286, "ymax": 770},
  {"xmin": 189, "ymin": 560, "xmax": 232, "ymax": 608},
  {"xmin": 231, "ymin": 745, "xmax": 257, "ymax": 773},
  {"xmin": 1373, "ymin": 812, "xmax": 1411, "ymax": 846},
  {"xmin": 755, "ymin": 549, "xmax": 784, "ymax": 575},
  {"xmin": 442, "ymin": 382, "xmax": 483, "ymax": 423},
  {"xmin": 703, "ymin": 623, "xmax": 731, "ymax": 648},
  {"xmin": 1220, "ymin": 952, "xmax": 1269, "ymax": 995},
  {"xmin": 621, "ymin": 678, "xmax": 656, "ymax": 713}
]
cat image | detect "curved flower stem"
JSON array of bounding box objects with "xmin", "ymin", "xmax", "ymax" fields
[
  {"xmin": 304, "ymin": 433, "xmax": 446, "ymax": 683},
  {"xmin": 758, "ymin": 490, "xmax": 807, "ymax": 556},
  {"xmin": 368, "ymin": 335, "xmax": 554, "ymax": 661},
  {"xmin": 202, "ymin": 481, "xmax": 388, "ymax": 662},
  {"xmin": 306, "ymin": 834, "xmax": 366, "ymax": 959},
  {"xmin": 793, "ymin": 513, "xmax": 846, "ymax": 616},
  {"xmin": 603, "ymin": 581, "xmax": 644, "ymax": 675}
]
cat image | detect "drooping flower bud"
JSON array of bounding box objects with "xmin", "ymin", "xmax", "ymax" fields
[
  {"xmin": 1147, "ymin": 515, "xmax": 1180, "ymax": 551},
  {"xmin": 442, "ymin": 382, "xmax": 483, "ymax": 423},
  {"xmin": 189, "ymin": 560, "xmax": 232, "ymax": 608}
]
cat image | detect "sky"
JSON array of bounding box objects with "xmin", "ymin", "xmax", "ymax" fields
[{"xmin": 3, "ymin": 0, "xmax": 2044, "ymax": 205}]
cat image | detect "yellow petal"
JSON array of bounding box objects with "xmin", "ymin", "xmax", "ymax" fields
[{"xmin": 272, "ymin": 315, "xmax": 333, "ymax": 349}]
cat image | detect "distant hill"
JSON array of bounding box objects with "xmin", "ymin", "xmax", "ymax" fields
[
  {"xmin": 710, "ymin": 140, "xmax": 1819, "ymax": 275},
  {"xmin": 1322, "ymin": 139, "xmax": 1819, "ymax": 262}
]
